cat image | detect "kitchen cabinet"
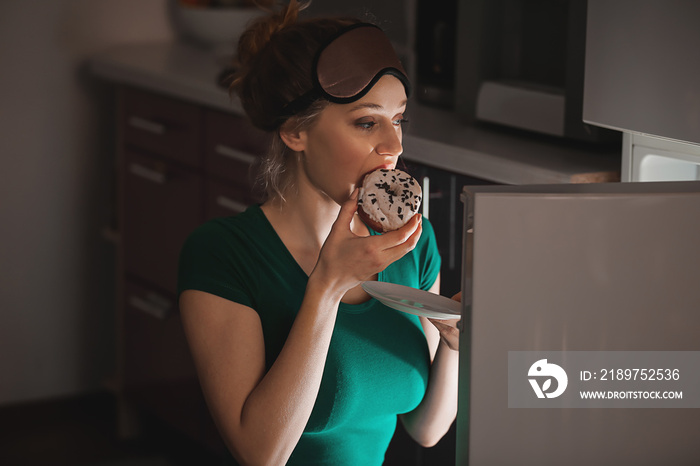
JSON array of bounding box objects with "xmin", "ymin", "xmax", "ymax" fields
[
  {"xmin": 123, "ymin": 150, "xmax": 203, "ymax": 294},
  {"xmin": 202, "ymin": 109, "xmax": 267, "ymax": 218},
  {"xmin": 115, "ymin": 86, "xmax": 267, "ymax": 454}
]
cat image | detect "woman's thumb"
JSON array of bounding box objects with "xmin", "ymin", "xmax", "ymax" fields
[{"xmin": 334, "ymin": 188, "xmax": 359, "ymax": 228}]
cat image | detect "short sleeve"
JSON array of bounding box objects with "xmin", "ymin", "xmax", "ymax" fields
[
  {"xmin": 417, "ymin": 216, "xmax": 441, "ymax": 291},
  {"xmin": 177, "ymin": 220, "xmax": 255, "ymax": 308}
]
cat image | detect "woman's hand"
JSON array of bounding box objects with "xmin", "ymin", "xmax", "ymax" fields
[
  {"xmin": 311, "ymin": 189, "xmax": 422, "ymax": 294},
  {"xmin": 402, "ymin": 289, "xmax": 460, "ymax": 446},
  {"xmin": 428, "ymin": 291, "xmax": 462, "ymax": 351}
]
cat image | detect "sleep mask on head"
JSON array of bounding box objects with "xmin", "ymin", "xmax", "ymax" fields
[{"xmin": 277, "ymin": 23, "xmax": 411, "ymax": 124}]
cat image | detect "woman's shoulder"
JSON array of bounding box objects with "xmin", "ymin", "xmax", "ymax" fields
[
  {"xmin": 181, "ymin": 204, "xmax": 268, "ymax": 255},
  {"xmin": 178, "ymin": 206, "xmax": 268, "ymax": 307},
  {"xmin": 191, "ymin": 204, "xmax": 264, "ymax": 237}
]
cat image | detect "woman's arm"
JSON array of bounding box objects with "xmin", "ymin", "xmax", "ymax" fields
[
  {"xmin": 180, "ymin": 193, "xmax": 423, "ymax": 465},
  {"xmin": 180, "ymin": 279, "xmax": 342, "ymax": 465},
  {"xmin": 399, "ymin": 275, "xmax": 461, "ymax": 447}
]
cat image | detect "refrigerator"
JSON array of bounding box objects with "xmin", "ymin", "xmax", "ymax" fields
[
  {"xmin": 455, "ymin": 180, "xmax": 700, "ymax": 465},
  {"xmin": 454, "ymin": 3, "xmax": 700, "ymax": 463}
]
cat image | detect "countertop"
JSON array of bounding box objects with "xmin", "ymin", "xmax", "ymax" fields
[{"xmin": 90, "ymin": 41, "xmax": 621, "ymax": 185}]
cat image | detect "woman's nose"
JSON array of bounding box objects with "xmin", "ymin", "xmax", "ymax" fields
[{"xmin": 375, "ymin": 123, "xmax": 403, "ymax": 157}]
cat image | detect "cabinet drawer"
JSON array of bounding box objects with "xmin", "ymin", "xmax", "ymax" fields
[
  {"xmin": 123, "ymin": 280, "xmax": 196, "ymax": 388},
  {"xmin": 123, "ymin": 280, "xmax": 209, "ymax": 441},
  {"xmin": 124, "ymin": 151, "xmax": 203, "ymax": 294},
  {"xmin": 204, "ymin": 110, "xmax": 270, "ymax": 189},
  {"xmin": 205, "ymin": 178, "xmax": 260, "ymax": 220},
  {"xmin": 123, "ymin": 88, "xmax": 203, "ymax": 167}
]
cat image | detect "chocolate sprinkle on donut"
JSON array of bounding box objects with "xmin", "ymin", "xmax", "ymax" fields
[{"xmin": 357, "ymin": 168, "xmax": 422, "ymax": 232}]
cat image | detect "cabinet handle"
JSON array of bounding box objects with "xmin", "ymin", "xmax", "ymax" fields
[
  {"xmin": 128, "ymin": 294, "xmax": 171, "ymax": 320},
  {"xmin": 127, "ymin": 116, "xmax": 166, "ymax": 135},
  {"xmin": 214, "ymin": 144, "xmax": 257, "ymax": 165},
  {"xmin": 216, "ymin": 195, "xmax": 248, "ymax": 214},
  {"xmin": 129, "ymin": 163, "xmax": 166, "ymax": 185},
  {"xmin": 421, "ymin": 176, "xmax": 430, "ymax": 219}
]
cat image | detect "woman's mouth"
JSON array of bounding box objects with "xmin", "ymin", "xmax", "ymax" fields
[{"xmin": 364, "ymin": 164, "xmax": 395, "ymax": 178}]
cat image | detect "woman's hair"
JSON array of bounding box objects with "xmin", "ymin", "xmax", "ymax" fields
[{"xmin": 229, "ymin": 0, "xmax": 359, "ymax": 201}]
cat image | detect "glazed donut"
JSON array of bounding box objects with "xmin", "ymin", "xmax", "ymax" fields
[{"xmin": 357, "ymin": 168, "xmax": 422, "ymax": 233}]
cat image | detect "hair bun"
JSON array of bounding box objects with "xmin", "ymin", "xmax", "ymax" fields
[
  {"xmin": 230, "ymin": 1, "xmax": 358, "ymax": 130},
  {"xmin": 236, "ymin": 0, "xmax": 305, "ymax": 70}
]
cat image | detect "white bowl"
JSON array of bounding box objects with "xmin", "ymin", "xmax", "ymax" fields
[{"xmin": 173, "ymin": 5, "xmax": 264, "ymax": 49}]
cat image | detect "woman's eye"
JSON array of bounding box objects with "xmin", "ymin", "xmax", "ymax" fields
[
  {"xmin": 355, "ymin": 116, "xmax": 408, "ymax": 130},
  {"xmin": 356, "ymin": 120, "xmax": 376, "ymax": 130}
]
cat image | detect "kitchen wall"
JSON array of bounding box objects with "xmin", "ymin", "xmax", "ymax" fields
[{"xmin": 0, "ymin": 0, "xmax": 173, "ymax": 406}]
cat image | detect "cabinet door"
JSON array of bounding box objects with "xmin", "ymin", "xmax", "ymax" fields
[
  {"xmin": 124, "ymin": 151, "xmax": 203, "ymax": 294},
  {"xmin": 123, "ymin": 88, "xmax": 203, "ymax": 168},
  {"xmin": 206, "ymin": 178, "xmax": 259, "ymax": 220},
  {"xmin": 123, "ymin": 280, "xmax": 195, "ymax": 388},
  {"xmin": 204, "ymin": 110, "xmax": 270, "ymax": 200},
  {"xmin": 123, "ymin": 280, "xmax": 211, "ymax": 444}
]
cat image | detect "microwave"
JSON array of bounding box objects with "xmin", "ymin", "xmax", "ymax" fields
[{"xmin": 415, "ymin": 0, "xmax": 618, "ymax": 144}]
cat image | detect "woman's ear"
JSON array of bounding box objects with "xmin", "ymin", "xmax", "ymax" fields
[{"xmin": 279, "ymin": 124, "xmax": 307, "ymax": 153}]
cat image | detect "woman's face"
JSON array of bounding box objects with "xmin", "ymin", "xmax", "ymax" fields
[{"xmin": 297, "ymin": 75, "xmax": 408, "ymax": 204}]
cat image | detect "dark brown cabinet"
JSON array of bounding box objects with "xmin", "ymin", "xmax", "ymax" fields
[
  {"xmin": 115, "ymin": 87, "xmax": 268, "ymax": 454},
  {"xmin": 123, "ymin": 88, "xmax": 203, "ymax": 168},
  {"xmin": 204, "ymin": 110, "xmax": 268, "ymax": 187},
  {"xmin": 123, "ymin": 151, "xmax": 203, "ymax": 294},
  {"xmin": 123, "ymin": 279, "xmax": 195, "ymax": 396}
]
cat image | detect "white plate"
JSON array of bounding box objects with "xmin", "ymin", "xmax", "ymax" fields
[{"xmin": 362, "ymin": 281, "xmax": 462, "ymax": 320}]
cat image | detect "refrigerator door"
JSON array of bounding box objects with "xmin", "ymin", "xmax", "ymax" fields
[{"xmin": 457, "ymin": 181, "xmax": 700, "ymax": 466}]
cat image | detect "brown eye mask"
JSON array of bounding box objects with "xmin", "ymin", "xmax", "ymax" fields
[{"xmin": 278, "ymin": 23, "xmax": 411, "ymax": 124}]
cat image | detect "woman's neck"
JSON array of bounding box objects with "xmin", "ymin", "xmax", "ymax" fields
[
  {"xmin": 260, "ymin": 178, "xmax": 339, "ymax": 277},
  {"xmin": 260, "ymin": 168, "xmax": 374, "ymax": 298},
  {"xmin": 263, "ymin": 184, "xmax": 339, "ymax": 250}
]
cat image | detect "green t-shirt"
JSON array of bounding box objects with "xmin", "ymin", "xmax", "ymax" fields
[{"xmin": 178, "ymin": 205, "xmax": 441, "ymax": 465}]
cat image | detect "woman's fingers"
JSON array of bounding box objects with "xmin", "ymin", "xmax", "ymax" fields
[
  {"xmin": 428, "ymin": 289, "xmax": 463, "ymax": 349},
  {"xmin": 315, "ymin": 200, "xmax": 423, "ymax": 291},
  {"xmin": 373, "ymin": 214, "xmax": 420, "ymax": 245},
  {"xmin": 374, "ymin": 214, "xmax": 423, "ymax": 254},
  {"xmin": 346, "ymin": 214, "xmax": 422, "ymax": 271},
  {"xmin": 428, "ymin": 318, "xmax": 460, "ymax": 351},
  {"xmin": 333, "ymin": 188, "xmax": 359, "ymax": 232}
]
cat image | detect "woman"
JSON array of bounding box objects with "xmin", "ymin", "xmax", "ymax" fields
[{"xmin": 178, "ymin": 1, "xmax": 460, "ymax": 464}]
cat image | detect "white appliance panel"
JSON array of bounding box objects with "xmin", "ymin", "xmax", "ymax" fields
[{"xmin": 623, "ymin": 133, "xmax": 700, "ymax": 182}]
